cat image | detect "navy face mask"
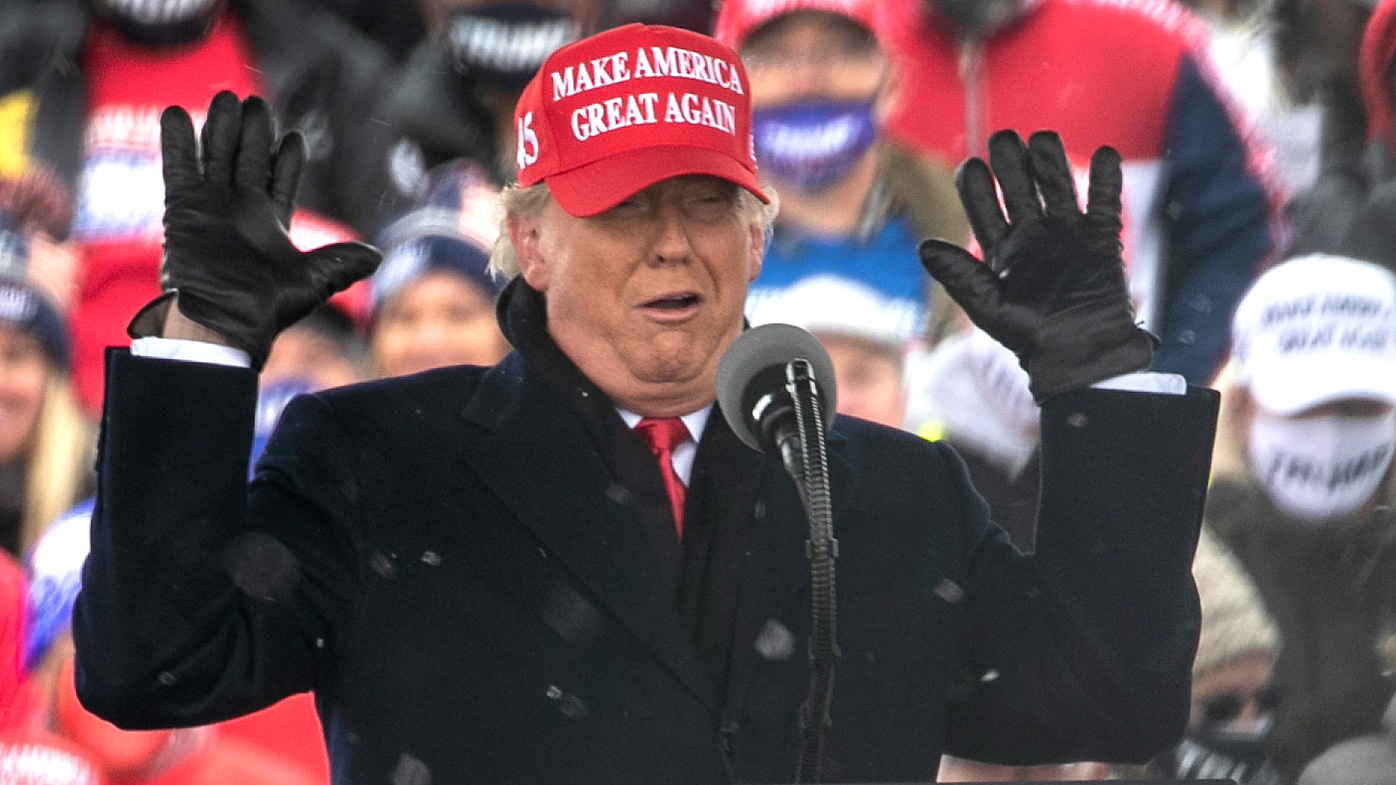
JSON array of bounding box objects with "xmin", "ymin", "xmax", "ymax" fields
[
  {"xmin": 447, "ymin": 4, "xmax": 578, "ymax": 95},
  {"xmin": 97, "ymin": 0, "xmax": 221, "ymax": 47},
  {"xmin": 750, "ymin": 99, "xmax": 878, "ymax": 194}
]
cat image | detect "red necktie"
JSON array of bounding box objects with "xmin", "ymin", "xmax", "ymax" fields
[{"xmin": 634, "ymin": 417, "xmax": 691, "ymax": 537}]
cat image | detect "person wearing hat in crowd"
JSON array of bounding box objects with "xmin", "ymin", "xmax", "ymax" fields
[
  {"xmin": 752, "ymin": 274, "xmax": 909, "ymax": 429},
  {"xmin": 1205, "ymin": 254, "xmax": 1396, "ymax": 784},
  {"xmin": 381, "ymin": 0, "xmax": 726, "ymax": 202},
  {"xmin": 877, "ymin": 0, "xmax": 1283, "ymax": 387},
  {"xmin": 0, "ymin": 172, "xmax": 81, "ymax": 319},
  {"xmin": 0, "ymin": 205, "xmax": 91, "ymax": 562},
  {"xmin": 368, "ymin": 162, "xmax": 510, "ymax": 379},
  {"xmin": 1152, "ymin": 526, "xmax": 1282, "ymax": 784},
  {"xmin": 384, "ymin": 0, "xmax": 601, "ymax": 191},
  {"xmin": 1189, "ymin": 529, "xmax": 1279, "ymax": 737},
  {"xmin": 71, "ymin": 23, "xmax": 1219, "ymax": 783},
  {"xmin": 712, "ymin": 0, "xmax": 968, "ymax": 348}
]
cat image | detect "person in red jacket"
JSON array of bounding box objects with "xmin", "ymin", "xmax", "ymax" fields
[{"xmin": 874, "ymin": 0, "xmax": 1284, "ymax": 385}]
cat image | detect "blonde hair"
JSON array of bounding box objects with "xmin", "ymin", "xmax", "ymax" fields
[
  {"xmin": 487, "ymin": 181, "xmax": 780, "ymax": 280},
  {"xmin": 20, "ymin": 374, "xmax": 93, "ymax": 553}
]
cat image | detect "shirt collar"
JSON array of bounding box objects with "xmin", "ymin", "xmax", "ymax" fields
[{"xmin": 616, "ymin": 405, "xmax": 713, "ymax": 443}]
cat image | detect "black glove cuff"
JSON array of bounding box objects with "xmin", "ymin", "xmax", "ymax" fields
[
  {"xmin": 126, "ymin": 292, "xmax": 178, "ymax": 340},
  {"xmin": 1027, "ymin": 300, "xmax": 1157, "ymax": 403}
]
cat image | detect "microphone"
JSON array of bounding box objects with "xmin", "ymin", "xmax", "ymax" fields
[
  {"xmin": 718, "ymin": 323, "xmax": 840, "ymax": 783},
  {"xmin": 715, "ymin": 323, "xmax": 837, "ymax": 454}
]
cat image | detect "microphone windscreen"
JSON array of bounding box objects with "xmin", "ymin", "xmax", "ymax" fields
[{"xmin": 716, "ymin": 323, "xmax": 837, "ymax": 451}]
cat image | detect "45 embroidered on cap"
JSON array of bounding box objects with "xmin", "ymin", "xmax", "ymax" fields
[{"xmin": 512, "ymin": 23, "xmax": 769, "ymax": 217}]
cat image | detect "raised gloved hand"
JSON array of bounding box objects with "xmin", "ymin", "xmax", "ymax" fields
[
  {"xmin": 918, "ymin": 130, "xmax": 1156, "ymax": 403},
  {"xmin": 127, "ymin": 91, "xmax": 381, "ymax": 370}
]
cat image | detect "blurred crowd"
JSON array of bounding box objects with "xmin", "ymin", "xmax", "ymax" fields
[{"xmin": 0, "ymin": 0, "xmax": 1393, "ymax": 781}]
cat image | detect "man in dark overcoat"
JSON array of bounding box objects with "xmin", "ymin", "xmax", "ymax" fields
[{"xmin": 71, "ymin": 22, "xmax": 1219, "ymax": 785}]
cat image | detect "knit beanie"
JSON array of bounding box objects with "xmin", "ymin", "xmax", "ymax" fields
[
  {"xmin": 369, "ymin": 210, "xmax": 502, "ymax": 318},
  {"xmin": 1193, "ymin": 526, "xmax": 1278, "ymax": 676},
  {"xmin": 0, "ymin": 217, "xmax": 70, "ymax": 370}
]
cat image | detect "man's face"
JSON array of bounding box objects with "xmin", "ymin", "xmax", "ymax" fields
[
  {"xmin": 511, "ymin": 175, "xmax": 764, "ymax": 415},
  {"xmin": 741, "ymin": 12, "xmax": 887, "ymax": 109}
]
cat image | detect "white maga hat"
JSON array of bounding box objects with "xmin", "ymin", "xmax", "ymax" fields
[
  {"xmin": 1231, "ymin": 254, "xmax": 1396, "ymax": 415},
  {"xmin": 752, "ymin": 274, "xmax": 914, "ymax": 351}
]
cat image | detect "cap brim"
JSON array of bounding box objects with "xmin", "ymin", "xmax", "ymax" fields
[
  {"xmin": 544, "ymin": 145, "xmax": 768, "ymax": 217},
  {"xmin": 1248, "ymin": 354, "xmax": 1396, "ymax": 415}
]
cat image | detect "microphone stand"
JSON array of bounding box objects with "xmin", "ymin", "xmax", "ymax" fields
[{"xmin": 772, "ymin": 359, "xmax": 839, "ymax": 784}]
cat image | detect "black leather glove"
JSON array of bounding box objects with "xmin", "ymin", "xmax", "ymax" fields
[
  {"xmin": 128, "ymin": 91, "xmax": 381, "ymax": 370},
  {"xmin": 918, "ymin": 130, "xmax": 1156, "ymax": 402}
]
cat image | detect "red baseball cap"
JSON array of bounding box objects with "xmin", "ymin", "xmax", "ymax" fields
[
  {"xmin": 513, "ymin": 23, "xmax": 768, "ymax": 217},
  {"xmin": 712, "ymin": 0, "xmax": 883, "ymax": 51}
]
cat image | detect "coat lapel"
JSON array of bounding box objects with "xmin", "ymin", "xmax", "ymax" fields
[{"xmin": 459, "ymin": 356, "xmax": 722, "ymax": 716}]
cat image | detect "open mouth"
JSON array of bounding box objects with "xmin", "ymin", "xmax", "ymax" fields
[{"xmin": 640, "ymin": 293, "xmax": 702, "ymax": 311}]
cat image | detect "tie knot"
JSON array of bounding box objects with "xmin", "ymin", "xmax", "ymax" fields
[{"xmin": 634, "ymin": 416, "xmax": 690, "ymax": 454}]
